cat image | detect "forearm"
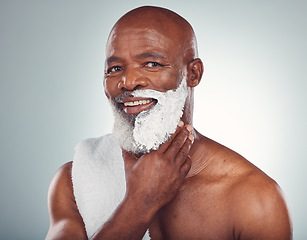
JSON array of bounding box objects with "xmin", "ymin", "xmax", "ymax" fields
[
  {"xmin": 90, "ymin": 123, "xmax": 192, "ymax": 239},
  {"xmin": 90, "ymin": 196, "xmax": 156, "ymax": 240}
]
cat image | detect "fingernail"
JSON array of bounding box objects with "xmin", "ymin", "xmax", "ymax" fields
[
  {"xmin": 189, "ymin": 134, "xmax": 194, "ymax": 143},
  {"xmin": 178, "ymin": 120, "xmax": 184, "ymax": 127},
  {"xmin": 186, "ymin": 125, "xmax": 193, "ymax": 132}
]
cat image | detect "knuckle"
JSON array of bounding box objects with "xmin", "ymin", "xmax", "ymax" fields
[
  {"xmin": 173, "ymin": 139, "xmax": 183, "ymax": 149},
  {"xmin": 177, "ymin": 149, "xmax": 188, "ymax": 160}
]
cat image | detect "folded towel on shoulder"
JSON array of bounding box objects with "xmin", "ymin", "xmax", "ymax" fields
[{"xmin": 71, "ymin": 134, "xmax": 150, "ymax": 239}]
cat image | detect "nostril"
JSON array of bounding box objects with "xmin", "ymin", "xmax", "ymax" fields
[
  {"xmin": 118, "ymin": 76, "xmax": 149, "ymax": 91},
  {"xmin": 134, "ymin": 85, "xmax": 144, "ymax": 90},
  {"xmin": 117, "ymin": 80, "xmax": 125, "ymax": 90}
]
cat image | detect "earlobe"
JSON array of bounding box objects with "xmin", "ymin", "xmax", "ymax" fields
[{"xmin": 187, "ymin": 58, "xmax": 204, "ymax": 87}]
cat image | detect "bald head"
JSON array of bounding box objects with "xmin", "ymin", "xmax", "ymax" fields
[
  {"xmin": 104, "ymin": 6, "xmax": 204, "ymax": 131},
  {"xmin": 107, "ymin": 6, "xmax": 198, "ymax": 62}
]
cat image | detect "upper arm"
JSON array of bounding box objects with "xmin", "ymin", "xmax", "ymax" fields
[
  {"xmin": 46, "ymin": 162, "xmax": 87, "ymax": 240},
  {"xmin": 233, "ymin": 174, "xmax": 292, "ymax": 240}
]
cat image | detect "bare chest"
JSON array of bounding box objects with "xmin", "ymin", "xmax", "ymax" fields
[{"xmin": 148, "ymin": 184, "xmax": 235, "ymax": 240}]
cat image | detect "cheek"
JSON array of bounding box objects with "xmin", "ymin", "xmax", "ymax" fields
[
  {"xmin": 148, "ymin": 70, "xmax": 181, "ymax": 91},
  {"xmin": 104, "ymin": 77, "xmax": 120, "ymax": 98}
]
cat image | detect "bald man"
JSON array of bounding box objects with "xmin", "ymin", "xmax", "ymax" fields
[{"xmin": 46, "ymin": 6, "xmax": 292, "ymax": 240}]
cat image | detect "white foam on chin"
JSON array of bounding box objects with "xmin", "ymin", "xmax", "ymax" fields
[{"xmin": 112, "ymin": 78, "xmax": 188, "ymax": 154}]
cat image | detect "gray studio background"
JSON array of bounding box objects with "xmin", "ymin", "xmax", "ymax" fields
[{"xmin": 1, "ymin": 0, "xmax": 306, "ymax": 239}]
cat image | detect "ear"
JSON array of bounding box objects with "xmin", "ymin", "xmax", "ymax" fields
[{"xmin": 186, "ymin": 58, "xmax": 204, "ymax": 87}]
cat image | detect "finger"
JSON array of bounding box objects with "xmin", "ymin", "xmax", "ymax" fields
[
  {"xmin": 159, "ymin": 120, "xmax": 184, "ymax": 153},
  {"xmin": 180, "ymin": 155, "xmax": 192, "ymax": 176},
  {"xmin": 165, "ymin": 124, "xmax": 193, "ymax": 157},
  {"xmin": 174, "ymin": 134, "xmax": 194, "ymax": 165}
]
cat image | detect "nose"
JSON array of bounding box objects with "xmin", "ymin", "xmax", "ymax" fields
[{"xmin": 117, "ymin": 69, "xmax": 149, "ymax": 91}]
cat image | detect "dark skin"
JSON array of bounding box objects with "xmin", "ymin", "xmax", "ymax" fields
[{"xmin": 46, "ymin": 6, "xmax": 292, "ymax": 240}]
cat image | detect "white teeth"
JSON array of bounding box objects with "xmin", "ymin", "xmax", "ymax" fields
[{"xmin": 124, "ymin": 99, "xmax": 151, "ymax": 107}]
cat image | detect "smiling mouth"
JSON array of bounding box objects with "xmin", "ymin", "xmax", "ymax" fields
[
  {"xmin": 123, "ymin": 99, "xmax": 152, "ymax": 107},
  {"xmin": 121, "ymin": 97, "xmax": 157, "ymax": 114}
]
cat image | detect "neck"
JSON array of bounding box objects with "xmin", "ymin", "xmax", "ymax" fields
[
  {"xmin": 181, "ymin": 87, "xmax": 194, "ymax": 125},
  {"xmin": 185, "ymin": 128, "xmax": 209, "ymax": 178}
]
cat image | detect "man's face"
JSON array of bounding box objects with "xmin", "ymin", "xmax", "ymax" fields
[
  {"xmin": 104, "ymin": 25, "xmax": 188, "ymax": 154},
  {"xmin": 104, "ymin": 26, "xmax": 186, "ymax": 101}
]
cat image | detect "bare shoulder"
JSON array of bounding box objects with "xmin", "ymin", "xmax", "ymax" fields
[
  {"xmin": 230, "ymin": 167, "xmax": 292, "ymax": 240},
  {"xmin": 46, "ymin": 161, "xmax": 87, "ymax": 240},
  {"xmin": 48, "ymin": 162, "xmax": 73, "ymax": 200},
  {"xmin": 201, "ymin": 137, "xmax": 293, "ymax": 240}
]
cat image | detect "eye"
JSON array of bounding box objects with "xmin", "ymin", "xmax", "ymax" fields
[
  {"xmin": 145, "ymin": 62, "xmax": 161, "ymax": 68},
  {"xmin": 107, "ymin": 66, "xmax": 123, "ymax": 74}
]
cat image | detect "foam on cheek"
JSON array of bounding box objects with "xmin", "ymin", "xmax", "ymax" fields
[{"xmin": 131, "ymin": 79, "xmax": 188, "ymax": 152}]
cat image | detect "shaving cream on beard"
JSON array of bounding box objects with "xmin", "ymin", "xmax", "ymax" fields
[{"xmin": 111, "ymin": 78, "xmax": 188, "ymax": 155}]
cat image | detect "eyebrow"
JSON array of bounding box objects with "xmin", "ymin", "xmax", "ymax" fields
[
  {"xmin": 136, "ymin": 51, "xmax": 166, "ymax": 59},
  {"xmin": 105, "ymin": 51, "xmax": 166, "ymax": 65},
  {"xmin": 106, "ymin": 56, "xmax": 121, "ymax": 65}
]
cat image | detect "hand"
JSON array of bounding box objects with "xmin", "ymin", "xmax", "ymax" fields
[{"xmin": 122, "ymin": 121, "xmax": 194, "ymax": 213}]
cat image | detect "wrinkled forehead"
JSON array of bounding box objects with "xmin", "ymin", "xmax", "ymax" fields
[
  {"xmin": 105, "ymin": 24, "xmax": 197, "ymax": 68},
  {"xmin": 106, "ymin": 26, "xmax": 176, "ymax": 55}
]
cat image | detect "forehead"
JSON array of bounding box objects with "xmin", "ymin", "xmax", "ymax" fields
[{"xmin": 106, "ymin": 26, "xmax": 179, "ymax": 60}]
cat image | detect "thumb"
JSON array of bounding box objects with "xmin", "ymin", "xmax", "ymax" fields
[{"xmin": 122, "ymin": 149, "xmax": 137, "ymax": 170}]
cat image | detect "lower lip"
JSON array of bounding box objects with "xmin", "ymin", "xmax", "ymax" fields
[{"xmin": 123, "ymin": 100, "xmax": 156, "ymax": 114}]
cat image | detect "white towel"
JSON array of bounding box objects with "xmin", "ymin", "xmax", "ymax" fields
[{"xmin": 71, "ymin": 134, "xmax": 150, "ymax": 239}]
